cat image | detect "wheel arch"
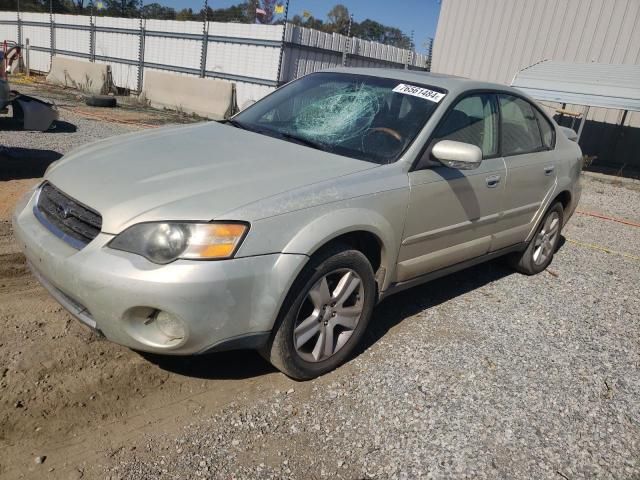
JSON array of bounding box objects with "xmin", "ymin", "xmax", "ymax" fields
[
  {"xmin": 553, "ymin": 190, "xmax": 572, "ymax": 211},
  {"xmin": 281, "ymin": 208, "xmax": 399, "ymax": 292}
]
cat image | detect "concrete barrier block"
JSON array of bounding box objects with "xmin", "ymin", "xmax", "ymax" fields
[
  {"xmin": 46, "ymin": 57, "xmax": 110, "ymax": 94},
  {"xmin": 142, "ymin": 70, "xmax": 236, "ymax": 120}
]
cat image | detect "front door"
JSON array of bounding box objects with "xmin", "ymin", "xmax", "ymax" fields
[{"xmin": 396, "ymin": 93, "xmax": 506, "ymax": 282}]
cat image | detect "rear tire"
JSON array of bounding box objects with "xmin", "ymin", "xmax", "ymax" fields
[
  {"xmin": 508, "ymin": 202, "xmax": 563, "ymax": 275},
  {"xmin": 262, "ymin": 243, "xmax": 376, "ymax": 380}
]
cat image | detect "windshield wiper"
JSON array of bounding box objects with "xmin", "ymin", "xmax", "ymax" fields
[{"xmin": 278, "ymin": 132, "xmax": 329, "ymax": 152}]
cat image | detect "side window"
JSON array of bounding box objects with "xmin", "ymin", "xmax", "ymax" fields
[
  {"xmin": 533, "ymin": 107, "xmax": 555, "ymax": 149},
  {"xmin": 499, "ymin": 95, "xmax": 544, "ymax": 156},
  {"xmin": 432, "ymin": 94, "xmax": 498, "ymax": 158}
]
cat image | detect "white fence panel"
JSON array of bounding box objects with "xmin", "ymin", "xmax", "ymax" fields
[
  {"xmin": 0, "ymin": 11, "xmax": 18, "ymax": 45},
  {"xmin": 144, "ymin": 19, "xmax": 201, "ymax": 70},
  {"xmin": 54, "ymin": 14, "xmax": 90, "ymax": 57},
  {"xmin": 21, "ymin": 12, "xmax": 51, "ymax": 72},
  {"xmin": 1, "ymin": 12, "xmax": 427, "ymax": 104},
  {"xmin": 95, "ymin": 17, "xmax": 139, "ymax": 61},
  {"xmin": 95, "ymin": 16, "xmax": 139, "ymax": 90},
  {"xmin": 206, "ymin": 22, "xmax": 282, "ymax": 84}
]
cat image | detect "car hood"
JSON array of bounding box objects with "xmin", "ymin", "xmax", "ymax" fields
[{"xmin": 46, "ymin": 122, "xmax": 377, "ymax": 233}]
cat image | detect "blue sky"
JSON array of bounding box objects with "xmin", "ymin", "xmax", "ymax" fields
[{"xmin": 159, "ymin": 0, "xmax": 441, "ymax": 53}]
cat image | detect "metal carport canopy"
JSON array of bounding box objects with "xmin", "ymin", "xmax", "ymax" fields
[{"xmin": 511, "ymin": 61, "xmax": 640, "ymax": 112}]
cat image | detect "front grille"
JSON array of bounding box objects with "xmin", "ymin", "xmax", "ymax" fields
[{"xmin": 35, "ymin": 182, "xmax": 102, "ymax": 249}]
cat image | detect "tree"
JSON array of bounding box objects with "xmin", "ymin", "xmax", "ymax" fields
[
  {"xmin": 326, "ymin": 4, "xmax": 349, "ymax": 33},
  {"xmin": 353, "ymin": 19, "xmax": 385, "ymax": 42},
  {"xmin": 142, "ymin": 2, "xmax": 176, "ymax": 19},
  {"xmin": 104, "ymin": 0, "xmax": 138, "ymax": 17},
  {"xmin": 68, "ymin": 0, "xmax": 86, "ymax": 13},
  {"xmin": 176, "ymin": 8, "xmax": 195, "ymax": 21},
  {"xmin": 208, "ymin": 3, "xmax": 247, "ymax": 22}
]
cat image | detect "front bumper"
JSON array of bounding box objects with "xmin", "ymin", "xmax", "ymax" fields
[{"xmin": 12, "ymin": 190, "xmax": 307, "ymax": 354}]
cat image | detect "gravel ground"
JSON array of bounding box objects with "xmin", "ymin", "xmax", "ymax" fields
[
  {"xmin": 107, "ymin": 177, "xmax": 640, "ymax": 480},
  {"xmin": 1, "ymin": 78, "xmax": 199, "ymax": 160}
]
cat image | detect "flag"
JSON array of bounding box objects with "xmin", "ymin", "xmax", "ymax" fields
[
  {"xmin": 95, "ymin": 0, "xmax": 105, "ymax": 10},
  {"xmin": 275, "ymin": 4, "xmax": 285, "ymax": 14},
  {"xmin": 303, "ymin": 10, "xmax": 311, "ymax": 18}
]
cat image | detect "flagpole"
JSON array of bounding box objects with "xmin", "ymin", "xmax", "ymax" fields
[{"xmin": 275, "ymin": 0, "xmax": 290, "ymax": 87}]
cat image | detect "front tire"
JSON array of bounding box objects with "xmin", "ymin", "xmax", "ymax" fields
[
  {"xmin": 262, "ymin": 243, "xmax": 376, "ymax": 380},
  {"xmin": 509, "ymin": 202, "xmax": 563, "ymax": 275}
]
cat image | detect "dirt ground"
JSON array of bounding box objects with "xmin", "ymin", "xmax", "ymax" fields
[
  {"xmin": 0, "ymin": 211, "xmax": 295, "ymax": 479},
  {"xmin": 0, "ymin": 81, "xmax": 296, "ymax": 478}
]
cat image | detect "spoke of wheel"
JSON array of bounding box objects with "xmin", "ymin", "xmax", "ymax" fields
[
  {"xmin": 294, "ymin": 313, "xmax": 321, "ymax": 349},
  {"xmin": 309, "ymin": 277, "xmax": 331, "ymax": 309},
  {"xmin": 332, "ymin": 271, "xmax": 360, "ymax": 306},
  {"xmin": 548, "ymin": 216, "xmax": 559, "ymax": 234},
  {"xmin": 323, "ymin": 324, "xmax": 335, "ymax": 358},
  {"xmin": 533, "ymin": 245, "xmax": 542, "ymax": 263},
  {"xmin": 333, "ymin": 305, "xmax": 361, "ymax": 329},
  {"xmin": 311, "ymin": 328, "xmax": 326, "ymax": 361}
]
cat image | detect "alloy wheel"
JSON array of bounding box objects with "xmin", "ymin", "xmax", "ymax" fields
[
  {"xmin": 293, "ymin": 268, "xmax": 364, "ymax": 363},
  {"xmin": 533, "ymin": 211, "xmax": 560, "ymax": 265}
]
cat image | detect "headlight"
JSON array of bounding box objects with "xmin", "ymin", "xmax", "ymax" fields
[{"xmin": 108, "ymin": 222, "xmax": 249, "ymax": 264}]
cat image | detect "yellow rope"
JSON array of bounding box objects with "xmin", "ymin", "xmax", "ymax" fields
[{"xmin": 566, "ymin": 238, "xmax": 640, "ymax": 262}]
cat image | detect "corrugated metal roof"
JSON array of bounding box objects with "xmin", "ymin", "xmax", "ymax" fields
[{"xmin": 511, "ymin": 61, "xmax": 640, "ymax": 112}]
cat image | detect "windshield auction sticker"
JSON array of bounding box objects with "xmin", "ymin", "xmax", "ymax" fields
[{"xmin": 392, "ymin": 84, "xmax": 446, "ymax": 103}]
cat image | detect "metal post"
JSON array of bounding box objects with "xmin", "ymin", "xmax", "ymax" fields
[
  {"xmin": 89, "ymin": 0, "xmax": 96, "ymax": 62},
  {"xmin": 275, "ymin": 0, "xmax": 290, "ymax": 86},
  {"xmin": 199, "ymin": 0, "xmax": 209, "ymax": 78},
  {"xmin": 25, "ymin": 38, "xmax": 30, "ymax": 76},
  {"xmin": 342, "ymin": 14, "xmax": 353, "ymax": 67},
  {"xmin": 576, "ymin": 105, "xmax": 589, "ymax": 142},
  {"xmin": 17, "ymin": 11, "xmax": 22, "ymax": 48},
  {"xmin": 137, "ymin": 1, "xmax": 145, "ymax": 92},
  {"xmin": 49, "ymin": 0, "xmax": 55, "ymax": 60}
]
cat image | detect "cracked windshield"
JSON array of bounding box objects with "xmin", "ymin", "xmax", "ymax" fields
[{"xmin": 233, "ymin": 72, "xmax": 444, "ymax": 164}]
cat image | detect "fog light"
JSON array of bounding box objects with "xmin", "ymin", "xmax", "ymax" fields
[{"xmin": 152, "ymin": 310, "xmax": 185, "ymax": 341}]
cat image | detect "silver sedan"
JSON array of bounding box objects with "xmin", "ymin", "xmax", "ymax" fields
[{"xmin": 13, "ymin": 68, "xmax": 582, "ymax": 379}]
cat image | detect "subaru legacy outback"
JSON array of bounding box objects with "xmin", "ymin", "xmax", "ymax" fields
[{"xmin": 13, "ymin": 69, "xmax": 582, "ymax": 379}]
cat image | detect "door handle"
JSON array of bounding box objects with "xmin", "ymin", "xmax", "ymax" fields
[
  {"xmin": 544, "ymin": 165, "xmax": 555, "ymax": 175},
  {"xmin": 486, "ymin": 174, "xmax": 501, "ymax": 188}
]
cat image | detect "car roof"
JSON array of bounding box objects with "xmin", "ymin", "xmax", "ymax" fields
[{"xmin": 322, "ymin": 67, "xmax": 524, "ymax": 97}]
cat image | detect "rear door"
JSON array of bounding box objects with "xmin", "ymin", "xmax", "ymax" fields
[
  {"xmin": 396, "ymin": 93, "xmax": 506, "ymax": 282},
  {"xmin": 491, "ymin": 94, "xmax": 558, "ymax": 250}
]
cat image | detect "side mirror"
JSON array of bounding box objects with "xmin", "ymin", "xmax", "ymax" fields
[{"xmin": 431, "ymin": 140, "xmax": 483, "ymax": 170}]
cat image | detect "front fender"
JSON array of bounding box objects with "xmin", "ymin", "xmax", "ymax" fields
[
  {"xmin": 235, "ymin": 188, "xmax": 409, "ymax": 291},
  {"xmin": 281, "ymin": 208, "xmax": 399, "ymax": 289}
]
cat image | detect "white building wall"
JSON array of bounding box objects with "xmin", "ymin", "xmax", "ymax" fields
[{"xmin": 432, "ymin": 0, "xmax": 640, "ymax": 126}]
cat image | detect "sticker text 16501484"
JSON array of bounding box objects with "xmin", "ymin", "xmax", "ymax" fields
[{"xmin": 392, "ymin": 84, "xmax": 446, "ymax": 103}]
